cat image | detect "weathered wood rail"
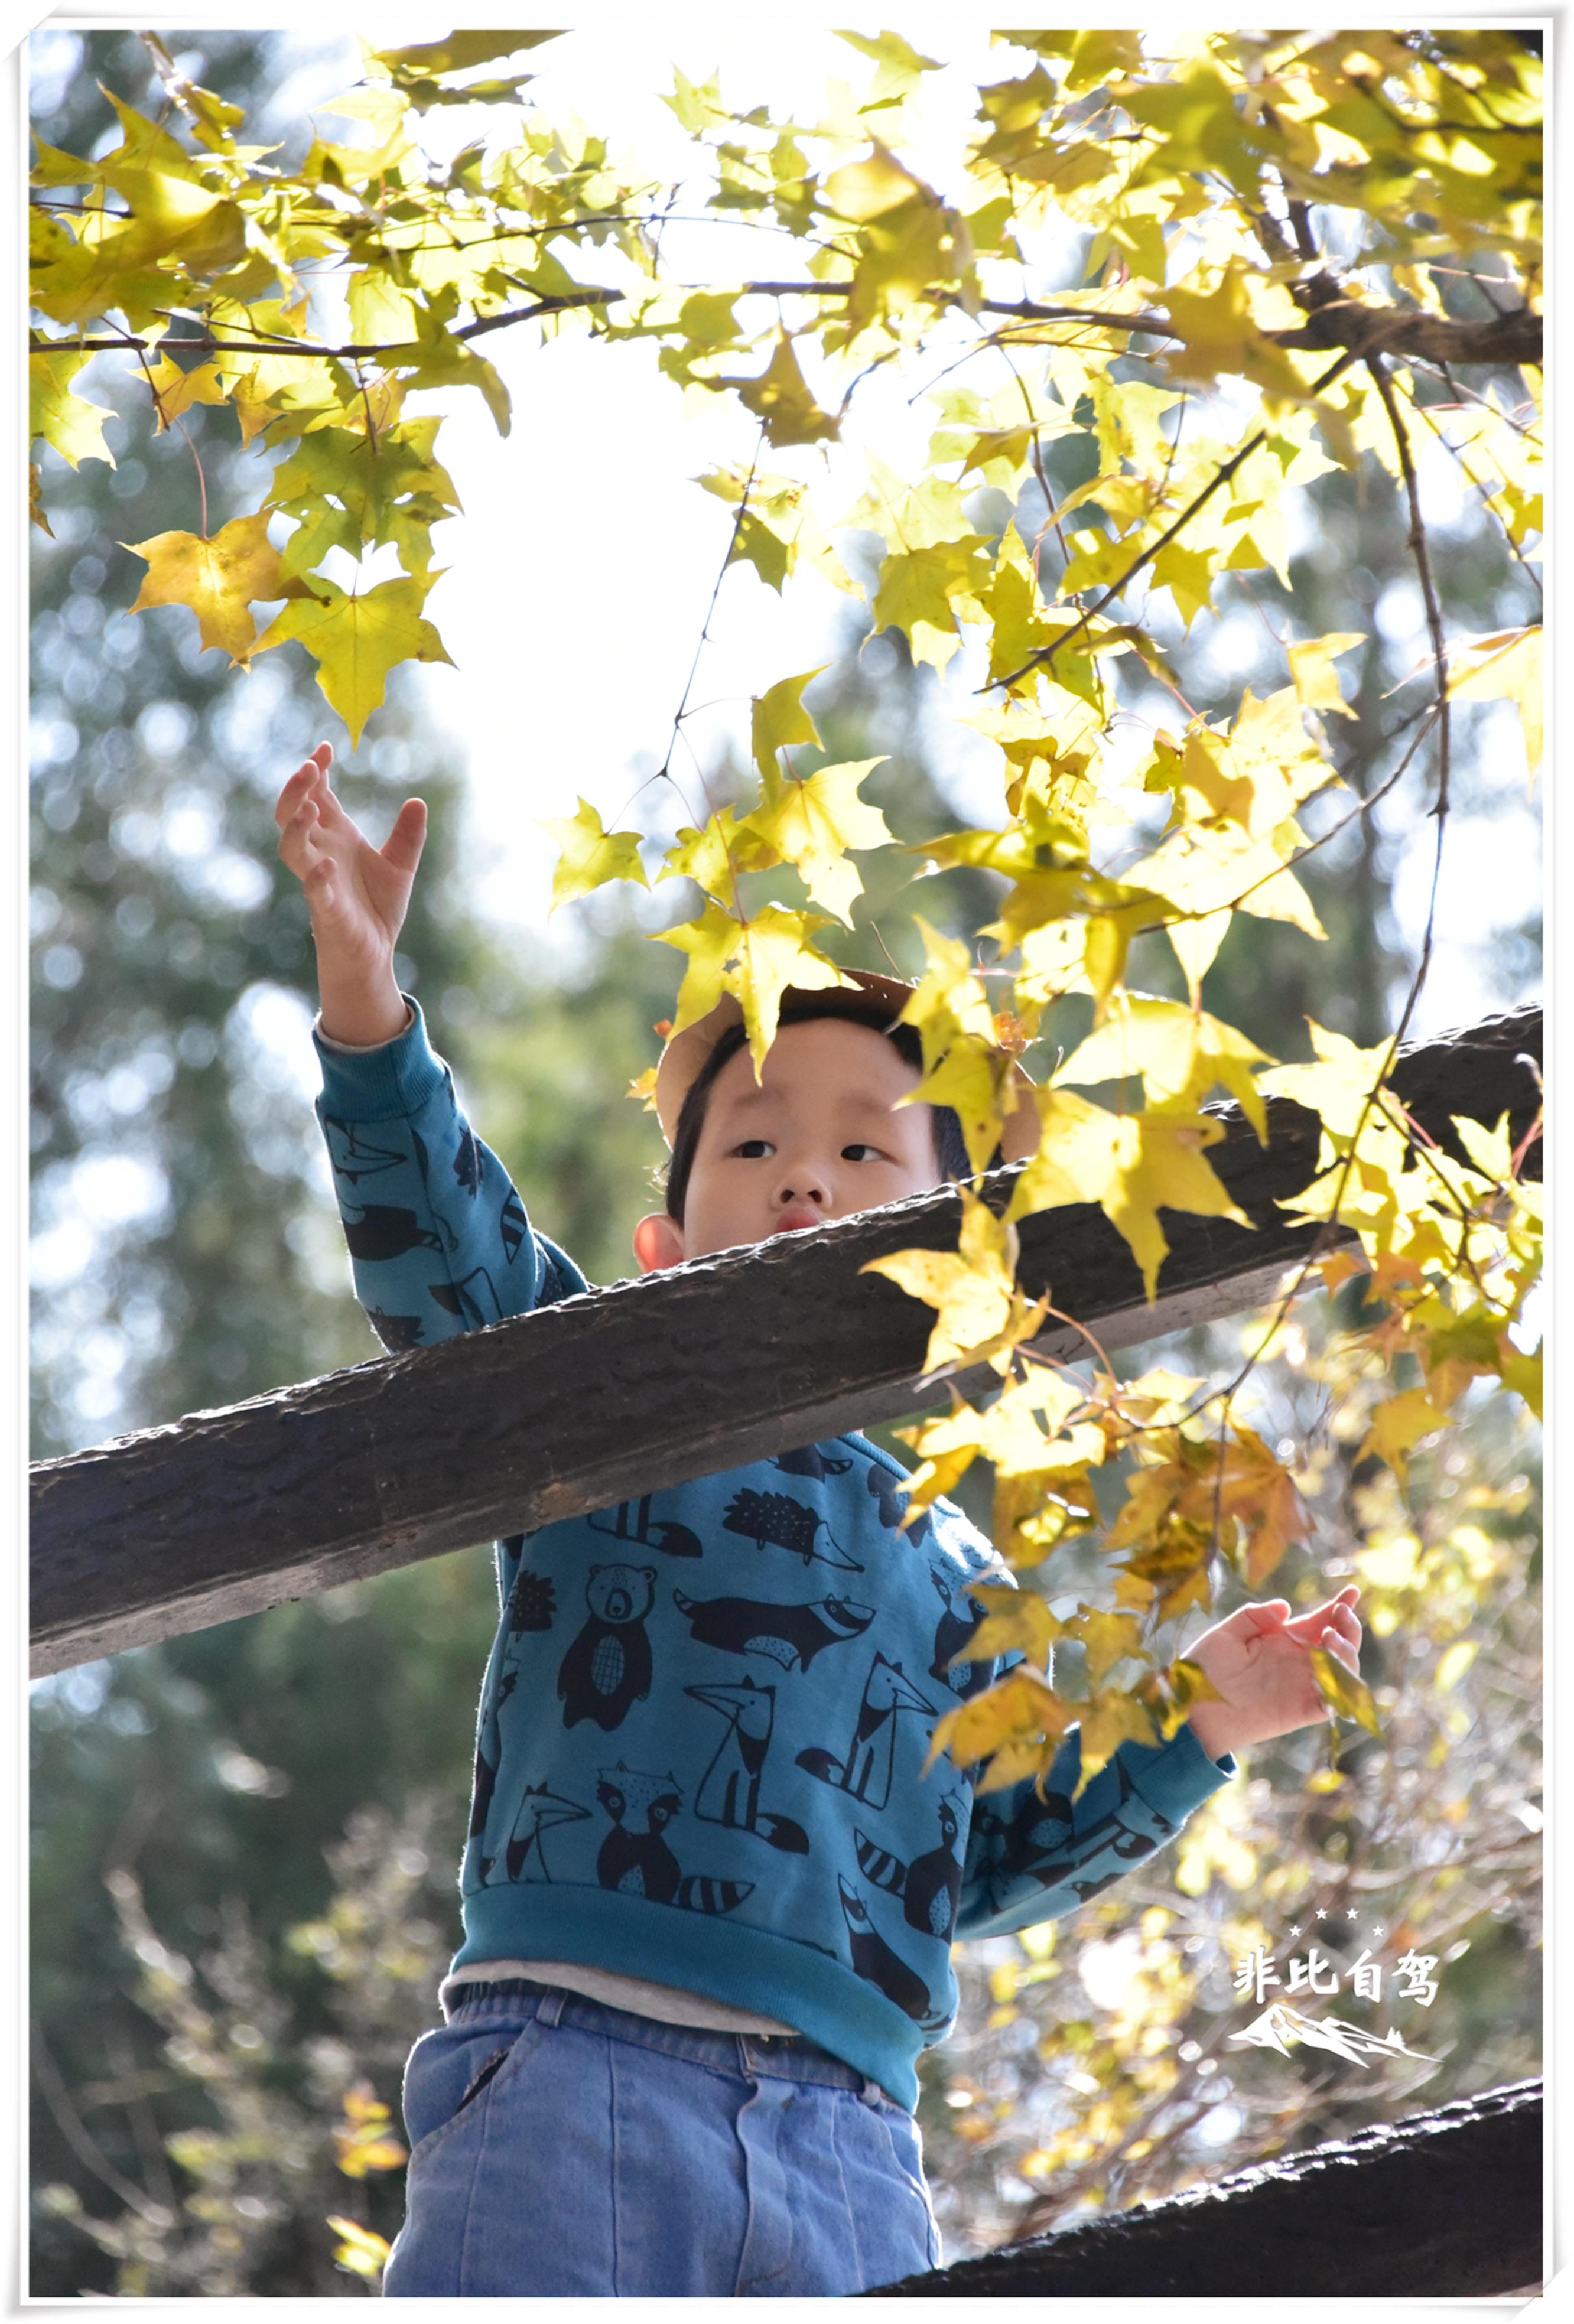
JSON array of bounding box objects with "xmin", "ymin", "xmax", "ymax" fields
[
  {"xmin": 868, "ymin": 2076, "xmax": 1543, "ymax": 2298},
  {"xmin": 30, "ymin": 1006, "xmax": 1539, "ymax": 1677}
]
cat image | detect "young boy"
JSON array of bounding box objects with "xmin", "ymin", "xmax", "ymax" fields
[{"xmin": 277, "ymin": 743, "xmax": 1364, "ymax": 2297}]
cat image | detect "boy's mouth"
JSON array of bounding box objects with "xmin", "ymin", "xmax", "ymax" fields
[{"xmin": 775, "ymin": 1207, "xmax": 821, "ymax": 1234}]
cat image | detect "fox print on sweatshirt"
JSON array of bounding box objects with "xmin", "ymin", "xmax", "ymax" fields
[{"xmin": 313, "ymin": 998, "xmax": 1236, "ymax": 2111}]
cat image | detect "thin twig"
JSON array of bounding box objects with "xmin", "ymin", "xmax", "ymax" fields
[
  {"xmin": 656, "ymin": 426, "xmax": 765, "ymax": 793},
  {"xmin": 32, "ymin": 2027, "xmax": 174, "ymax": 2227},
  {"xmin": 1366, "ymin": 354, "xmax": 1451, "ymax": 824}
]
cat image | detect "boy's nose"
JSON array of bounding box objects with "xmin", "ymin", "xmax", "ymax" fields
[{"xmin": 774, "ymin": 1171, "xmax": 827, "ymax": 1211}]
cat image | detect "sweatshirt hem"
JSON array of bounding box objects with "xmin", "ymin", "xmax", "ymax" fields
[{"xmin": 453, "ymin": 1882, "xmax": 928, "ymax": 2109}]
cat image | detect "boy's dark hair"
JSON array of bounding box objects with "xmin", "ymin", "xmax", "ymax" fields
[{"xmin": 665, "ymin": 997, "xmax": 971, "ymax": 1223}]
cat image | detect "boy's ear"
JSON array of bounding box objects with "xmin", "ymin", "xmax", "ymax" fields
[{"xmin": 633, "ymin": 1212, "xmax": 686, "ymax": 1274}]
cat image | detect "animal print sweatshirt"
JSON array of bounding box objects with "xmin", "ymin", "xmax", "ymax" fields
[{"xmin": 313, "ymin": 998, "xmax": 1236, "ymax": 2111}]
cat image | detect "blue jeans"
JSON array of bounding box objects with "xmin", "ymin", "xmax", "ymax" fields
[{"xmin": 381, "ymin": 1979, "xmax": 942, "ymax": 2297}]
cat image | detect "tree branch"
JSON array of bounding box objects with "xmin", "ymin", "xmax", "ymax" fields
[
  {"xmin": 1274, "ymin": 301, "xmax": 1540, "ymax": 369},
  {"xmin": 28, "ymin": 288, "xmax": 623, "ymax": 359},
  {"xmin": 32, "ymin": 284, "xmax": 1539, "ymax": 371}
]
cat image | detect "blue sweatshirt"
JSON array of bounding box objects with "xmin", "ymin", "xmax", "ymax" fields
[{"xmin": 313, "ymin": 999, "xmax": 1235, "ymax": 2110}]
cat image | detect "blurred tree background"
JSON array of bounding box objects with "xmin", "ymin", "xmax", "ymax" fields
[{"xmin": 30, "ymin": 26, "xmax": 1540, "ymax": 2296}]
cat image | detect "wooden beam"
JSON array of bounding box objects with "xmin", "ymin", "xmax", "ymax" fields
[
  {"xmin": 866, "ymin": 2078, "xmax": 1543, "ymax": 2297},
  {"xmin": 30, "ymin": 1007, "xmax": 1539, "ymax": 1677}
]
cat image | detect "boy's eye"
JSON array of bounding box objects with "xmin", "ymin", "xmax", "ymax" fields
[
  {"xmin": 842, "ymin": 1143, "xmax": 884, "ymax": 1163},
  {"xmin": 733, "ymin": 1138, "xmax": 775, "ymax": 1159}
]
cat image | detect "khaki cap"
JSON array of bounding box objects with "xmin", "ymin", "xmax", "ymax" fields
[{"xmin": 653, "ymin": 968, "xmax": 1040, "ymax": 1162}]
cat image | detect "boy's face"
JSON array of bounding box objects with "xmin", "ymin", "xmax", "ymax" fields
[{"xmin": 633, "ymin": 1017, "xmax": 941, "ymax": 1271}]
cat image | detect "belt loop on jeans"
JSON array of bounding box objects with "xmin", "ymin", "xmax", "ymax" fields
[
  {"xmin": 860, "ymin": 2075, "xmax": 886, "ymax": 2105},
  {"xmin": 534, "ymin": 1986, "xmax": 565, "ymax": 2027}
]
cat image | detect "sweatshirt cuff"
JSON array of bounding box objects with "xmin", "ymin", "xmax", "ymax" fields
[
  {"xmin": 315, "ymin": 1002, "xmax": 415, "ymax": 1053},
  {"xmin": 312, "ymin": 992, "xmax": 448, "ymax": 1118},
  {"xmin": 1123, "ymin": 1719, "xmax": 1237, "ymax": 1828}
]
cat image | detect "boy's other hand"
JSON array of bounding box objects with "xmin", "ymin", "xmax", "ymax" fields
[
  {"xmin": 275, "ymin": 743, "xmax": 427, "ymax": 1046},
  {"xmin": 1182, "ymin": 1586, "xmax": 1363, "ymax": 1762}
]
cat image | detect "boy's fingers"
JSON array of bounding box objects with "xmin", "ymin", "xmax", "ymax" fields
[
  {"xmin": 275, "ymin": 764, "xmax": 317, "ymax": 827},
  {"xmin": 380, "ymin": 798, "xmax": 428, "ymax": 876},
  {"xmin": 277, "ymin": 750, "xmax": 338, "ymax": 826},
  {"xmin": 278, "ymin": 796, "xmax": 320, "ymax": 867},
  {"xmin": 1287, "ymin": 1594, "xmax": 1360, "ymax": 1639},
  {"xmin": 1237, "ymin": 1600, "xmax": 1291, "ymax": 1632}
]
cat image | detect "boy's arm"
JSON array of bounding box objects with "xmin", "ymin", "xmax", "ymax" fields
[
  {"xmin": 314, "ymin": 993, "xmax": 588, "ymax": 1352},
  {"xmin": 276, "ymin": 743, "xmax": 586, "ymax": 1349},
  {"xmin": 955, "ymin": 1720, "xmax": 1235, "ymax": 1943},
  {"xmin": 951, "ymin": 1587, "xmax": 1362, "ymax": 1939}
]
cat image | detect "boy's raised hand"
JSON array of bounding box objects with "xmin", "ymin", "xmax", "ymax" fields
[
  {"xmin": 276, "ymin": 743, "xmax": 427, "ymax": 1046},
  {"xmin": 1183, "ymin": 1586, "xmax": 1364, "ymax": 1763}
]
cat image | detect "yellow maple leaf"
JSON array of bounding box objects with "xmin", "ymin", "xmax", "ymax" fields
[
  {"xmin": 1287, "ymin": 630, "xmax": 1365, "ymax": 720},
  {"xmin": 1167, "ymin": 907, "xmax": 1231, "ymax": 1003},
  {"xmin": 1137, "ymin": 816, "xmax": 1325, "ymax": 942},
  {"xmin": 1053, "ymin": 992, "xmax": 1270, "ymax": 1138},
  {"xmin": 122, "ymin": 510, "xmax": 285, "ymax": 662},
  {"xmin": 253, "ymin": 571, "xmax": 454, "ymax": 744},
  {"xmin": 729, "ymin": 905, "xmax": 848, "ymax": 1071},
  {"xmin": 1450, "ymin": 1109, "xmax": 1516, "ymax": 1186},
  {"xmin": 656, "ymin": 900, "xmax": 847, "ymax": 1073},
  {"xmin": 747, "ymin": 759, "xmax": 890, "ymax": 924},
  {"xmin": 1104, "ymin": 1112, "xmax": 1253, "ymax": 1301},
  {"xmin": 824, "ymin": 142, "xmax": 963, "ymax": 328},
  {"xmin": 1075, "ymin": 1688, "xmax": 1160, "ymax": 1789},
  {"xmin": 30, "ymin": 350, "xmax": 116, "ymax": 468},
  {"xmin": 899, "ymin": 919, "xmax": 998, "ymax": 1052},
  {"xmin": 862, "ymin": 1186, "xmax": 1045, "ymax": 1375},
  {"xmin": 723, "ymin": 331, "xmax": 840, "ymax": 447},
  {"xmin": 1357, "ymin": 1387, "xmax": 1451, "ymax": 1483},
  {"xmin": 540, "ymin": 797, "xmax": 649, "ymax": 913},
  {"xmin": 142, "ymin": 351, "xmax": 230, "ymax": 431},
  {"xmin": 893, "ymin": 919, "xmax": 1025, "ymax": 1174},
  {"xmin": 656, "ymin": 808, "xmax": 780, "ymax": 901},
  {"xmin": 1160, "ymin": 274, "xmax": 1309, "ymax": 400},
  {"xmin": 1012, "ymin": 1096, "xmax": 1251, "ymax": 1302},
  {"xmin": 1446, "ymin": 626, "xmax": 1542, "ymax": 775},
  {"xmin": 1258, "ymin": 1020, "xmax": 1396, "ymax": 1141},
  {"xmin": 1217, "ymin": 1424, "xmax": 1311, "ymax": 1586},
  {"xmin": 962, "ymin": 1580, "xmax": 1061, "ymax": 1666},
  {"xmin": 327, "ymin": 2218, "xmax": 392, "ymax": 2279},
  {"xmin": 1072, "ymin": 1608, "xmax": 1149, "ymax": 1690},
  {"xmin": 825, "ymin": 142, "xmax": 929, "ymax": 223},
  {"xmin": 1005, "ymin": 1087, "xmax": 1120, "ymax": 1220},
  {"xmin": 927, "ymin": 1663, "xmax": 1069, "ymax": 1786},
  {"xmin": 899, "ymin": 1367, "xmax": 1096, "ymax": 1515},
  {"xmin": 657, "ymin": 900, "xmax": 741, "ymax": 1039},
  {"xmin": 750, "ymin": 666, "xmax": 825, "ymax": 786},
  {"xmin": 1308, "ymin": 1645, "xmax": 1383, "ymax": 1736}
]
